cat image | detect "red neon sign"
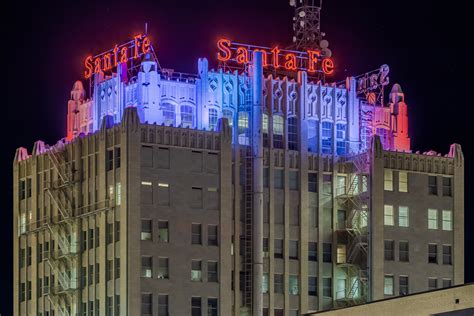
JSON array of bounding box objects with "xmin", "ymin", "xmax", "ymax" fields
[
  {"xmin": 217, "ymin": 38, "xmax": 334, "ymax": 75},
  {"xmin": 84, "ymin": 34, "xmax": 152, "ymax": 79}
]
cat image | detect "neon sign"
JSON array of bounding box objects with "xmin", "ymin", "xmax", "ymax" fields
[
  {"xmin": 217, "ymin": 38, "xmax": 334, "ymax": 75},
  {"xmin": 84, "ymin": 34, "xmax": 151, "ymax": 79}
]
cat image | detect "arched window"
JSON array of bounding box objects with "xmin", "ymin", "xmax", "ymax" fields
[
  {"xmin": 273, "ymin": 115, "xmax": 284, "ymax": 149},
  {"xmin": 238, "ymin": 111, "xmax": 249, "ymax": 145},
  {"xmin": 209, "ymin": 108, "xmax": 218, "ymax": 131},
  {"xmin": 162, "ymin": 102, "xmax": 176, "ymax": 126},
  {"xmin": 263, "ymin": 113, "xmax": 269, "ymax": 147},
  {"xmin": 180, "ymin": 105, "xmax": 194, "ymax": 128},
  {"xmin": 336, "ymin": 123, "xmax": 346, "ymax": 155},
  {"xmin": 288, "ymin": 116, "xmax": 298, "ymax": 150},
  {"xmin": 321, "ymin": 121, "xmax": 333, "ymax": 154},
  {"xmin": 307, "ymin": 119, "xmax": 318, "ymax": 153},
  {"xmin": 222, "ymin": 108, "xmax": 234, "ymax": 128}
]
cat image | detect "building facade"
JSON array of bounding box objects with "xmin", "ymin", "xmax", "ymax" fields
[{"xmin": 13, "ymin": 41, "xmax": 464, "ymax": 316}]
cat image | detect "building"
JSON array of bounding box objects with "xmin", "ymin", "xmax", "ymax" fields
[
  {"xmin": 307, "ymin": 283, "xmax": 474, "ymax": 316},
  {"xmin": 13, "ymin": 5, "xmax": 465, "ymax": 316}
]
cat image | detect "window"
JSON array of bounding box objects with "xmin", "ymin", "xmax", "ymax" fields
[
  {"xmin": 115, "ymin": 147, "xmax": 121, "ymax": 169},
  {"xmin": 106, "ymin": 260, "xmax": 113, "ymax": 281},
  {"xmin": 158, "ymin": 295, "xmax": 169, "ymax": 316},
  {"xmin": 191, "ymin": 224, "xmax": 202, "ymax": 244},
  {"xmin": 428, "ymin": 244, "xmax": 438, "ymax": 264},
  {"xmin": 20, "ymin": 282, "xmax": 26, "ymax": 302},
  {"xmin": 263, "ymin": 238, "xmax": 269, "ymax": 257},
  {"xmin": 191, "ymin": 297, "xmax": 201, "ymax": 316},
  {"xmin": 442, "ymin": 210, "xmax": 452, "ymax": 231},
  {"xmin": 274, "ymin": 239, "xmax": 284, "ymax": 259},
  {"xmin": 141, "ymin": 181, "xmax": 153, "ymax": 204},
  {"xmin": 223, "ymin": 108, "xmax": 234, "ymax": 127},
  {"xmin": 88, "ymin": 228, "xmax": 94, "ymax": 248},
  {"xmin": 141, "ymin": 293, "xmax": 152, "ymax": 315},
  {"xmin": 273, "ymin": 115, "xmax": 284, "ymax": 149},
  {"xmin": 428, "ymin": 209, "xmax": 438, "ymax": 229},
  {"xmin": 428, "ymin": 176, "xmax": 437, "ymax": 195},
  {"xmin": 384, "ymin": 170, "xmax": 393, "ymax": 191},
  {"xmin": 289, "ymin": 275, "xmax": 299, "ymax": 295},
  {"xmin": 107, "ymin": 296, "xmax": 113, "ymax": 316},
  {"xmin": 95, "ymin": 263, "xmax": 100, "ymax": 284},
  {"xmin": 181, "ymin": 105, "xmax": 194, "ymax": 128},
  {"xmin": 288, "ymin": 117, "xmax": 298, "ymax": 150},
  {"xmin": 106, "ymin": 223, "xmax": 113, "ymax": 244},
  {"xmin": 308, "ymin": 242, "xmax": 317, "ymax": 261},
  {"xmin": 262, "ymin": 273, "xmax": 269, "ymax": 293},
  {"xmin": 289, "ymin": 171, "xmax": 298, "ymax": 190},
  {"xmin": 262, "ymin": 113, "xmax": 269, "ymax": 147},
  {"xmin": 106, "ymin": 149, "xmax": 114, "ymax": 171},
  {"xmin": 308, "ymin": 173, "xmax": 317, "ymax": 192},
  {"xmin": 191, "ymin": 260, "xmax": 202, "ymax": 281},
  {"xmin": 95, "ymin": 227, "xmax": 100, "ymax": 248},
  {"xmin": 289, "ymin": 240, "xmax": 299, "ymax": 260},
  {"xmin": 115, "ymin": 295, "xmax": 120, "ymax": 316},
  {"xmin": 274, "ymin": 274, "xmax": 284, "ymax": 293},
  {"xmin": 88, "ymin": 264, "xmax": 94, "ymax": 285},
  {"xmin": 428, "ymin": 278, "xmax": 437, "ymax": 290},
  {"xmin": 399, "ymin": 171, "xmax": 408, "ymax": 192},
  {"xmin": 207, "ymin": 225, "xmax": 218, "ymax": 246},
  {"xmin": 207, "ymin": 108, "xmax": 218, "ymax": 130},
  {"xmin": 307, "ymin": 119, "xmax": 318, "ymax": 152},
  {"xmin": 442, "ymin": 279, "xmax": 452, "ymax": 288},
  {"xmin": 442, "ymin": 177, "xmax": 452, "ymax": 196},
  {"xmin": 157, "ymin": 257, "xmax": 169, "ymax": 279},
  {"xmin": 208, "ymin": 261, "xmax": 218, "ymax": 282},
  {"xmin": 309, "ymin": 276, "xmax": 317, "ymax": 296},
  {"xmin": 443, "ymin": 245, "xmax": 452, "ymax": 265},
  {"xmin": 336, "ymin": 123, "xmax": 346, "ymax": 155},
  {"xmin": 399, "ymin": 241, "xmax": 409, "ymax": 262},
  {"xmin": 158, "ymin": 221, "xmax": 169, "ymax": 242},
  {"xmin": 399, "ymin": 206, "xmax": 409, "ymax": 227},
  {"xmin": 384, "ymin": 205, "xmax": 394, "ymax": 226},
  {"xmin": 336, "ymin": 176, "xmax": 346, "ymax": 196},
  {"xmin": 208, "ymin": 298, "xmax": 218, "ymax": 316},
  {"xmin": 115, "ymin": 220, "xmax": 120, "ymax": 242},
  {"xmin": 336, "ymin": 244, "xmax": 346, "ymax": 263},
  {"xmin": 384, "ymin": 275, "xmax": 394, "ymax": 295},
  {"xmin": 399, "ymin": 276, "xmax": 409, "ymax": 295},
  {"xmin": 323, "ymin": 278, "xmax": 332, "ymax": 297},
  {"xmin": 321, "ymin": 121, "xmax": 332, "ymax": 154},
  {"xmin": 115, "ymin": 258, "xmax": 120, "ymax": 279},
  {"xmin": 263, "ymin": 168, "xmax": 269, "ymax": 187},
  {"xmin": 275, "ymin": 309, "xmax": 284, "ymax": 316},
  {"xmin": 323, "ymin": 243, "xmax": 332, "ymax": 262},
  {"xmin": 384, "ymin": 240, "xmax": 394, "ymax": 261},
  {"xmin": 274, "ymin": 169, "xmax": 284, "ymax": 189},
  {"xmin": 26, "ymin": 178, "xmax": 32, "ymax": 198},
  {"xmin": 141, "ymin": 220, "xmax": 152, "ymax": 241},
  {"xmin": 20, "ymin": 179, "xmax": 26, "ymax": 200},
  {"xmin": 191, "ymin": 187, "xmax": 203, "ymax": 208},
  {"xmin": 157, "ymin": 183, "xmax": 170, "ymax": 206},
  {"xmin": 237, "ymin": 111, "xmax": 249, "ymax": 145},
  {"xmin": 27, "ymin": 281, "xmax": 31, "ymax": 300},
  {"xmin": 141, "ymin": 256, "xmax": 152, "ymax": 278}
]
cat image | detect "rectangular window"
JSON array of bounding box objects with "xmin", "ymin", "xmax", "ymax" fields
[
  {"xmin": 88, "ymin": 228, "xmax": 94, "ymax": 248},
  {"xmin": 336, "ymin": 175, "xmax": 346, "ymax": 196},
  {"xmin": 321, "ymin": 121, "xmax": 332, "ymax": 154},
  {"xmin": 428, "ymin": 176, "xmax": 437, "ymax": 195},
  {"xmin": 115, "ymin": 295, "xmax": 120, "ymax": 316},
  {"xmin": 308, "ymin": 276, "xmax": 317, "ymax": 296},
  {"xmin": 323, "ymin": 277, "xmax": 332, "ymax": 297},
  {"xmin": 141, "ymin": 256, "xmax": 153, "ymax": 278},
  {"xmin": 20, "ymin": 282, "xmax": 26, "ymax": 302},
  {"xmin": 263, "ymin": 167, "xmax": 269, "ymax": 187},
  {"xmin": 428, "ymin": 244, "xmax": 438, "ymax": 264},
  {"xmin": 208, "ymin": 298, "xmax": 218, "ymax": 316},
  {"xmin": 19, "ymin": 179, "xmax": 26, "ymax": 200},
  {"xmin": 106, "ymin": 260, "xmax": 113, "ymax": 281},
  {"xmin": 442, "ymin": 279, "xmax": 452, "ymax": 288},
  {"xmin": 399, "ymin": 241, "xmax": 409, "ymax": 262},
  {"xmin": 106, "ymin": 149, "xmax": 114, "ymax": 171},
  {"xmin": 274, "ymin": 274, "xmax": 284, "ymax": 294},
  {"xmin": 141, "ymin": 219, "xmax": 152, "ymax": 241},
  {"xmin": 442, "ymin": 177, "xmax": 452, "ymax": 196},
  {"xmin": 289, "ymin": 240, "xmax": 299, "ymax": 260},
  {"xmin": 115, "ymin": 258, "xmax": 120, "ymax": 279},
  {"xmin": 208, "ymin": 225, "xmax": 218, "ymax": 246},
  {"xmin": 289, "ymin": 275, "xmax": 299, "ymax": 295},
  {"xmin": 399, "ymin": 276, "xmax": 409, "ymax": 296},
  {"xmin": 323, "ymin": 243, "xmax": 332, "ymax": 262},
  {"xmin": 289, "ymin": 171, "xmax": 299, "ymax": 190},
  {"xmin": 384, "ymin": 240, "xmax": 394, "ymax": 261},
  {"xmin": 274, "ymin": 239, "xmax": 284, "ymax": 259},
  {"xmin": 157, "ymin": 183, "xmax": 170, "ymax": 206},
  {"xmin": 27, "ymin": 246, "xmax": 31, "ymax": 266},
  {"xmin": 191, "ymin": 187, "xmax": 203, "ymax": 209},
  {"xmin": 114, "ymin": 147, "xmax": 121, "ymax": 169},
  {"xmin": 336, "ymin": 244, "xmax": 346, "ymax": 263},
  {"xmin": 157, "ymin": 257, "xmax": 169, "ymax": 279},
  {"xmin": 384, "ymin": 170, "xmax": 393, "ymax": 191},
  {"xmin": 443, "ymin": 245, "xmax": 452, "ymax": 265},
  {"xmin": 428, "ymin": 278, "xmax": 437, "ymax": 290},
  {"xmin": 384, "ymin": 275, "xmax": 394, "ymax": 295},
  {"xmin": 399, "ymin": 206, "xmax": 409, "ymax": 227},
  {"xmin": 442, "ymin": 210, "xmax": 452, "ymax": 231},
  {"xmin": 26, "ymin": 178, "xmax": 32, "ymax": 198},
  {"xmin": 207, "ymin": 261, "xmax": 218, "ymax": 282},
  {"xmin": 262, "ymin": 273, "xmax": 269, "ymax": 293},
  {"xmin": 308, "ymin": 173, "xmax": 318, "ymax": 192},
  {"xmin": 384, "ymin": 205, "xmax": 394, "ymax": 226},
  {"xmin": 115, "ymin": 221, "xmax": 120, "ymax": 242},
  {"xmin": 106, "ymin": 223, "xmax": 113, "ymax": 244},
  {"xmin": 107, "ymin": 297, "xmax": 113, "ymax": 316},
  {"xmin": 308, "ymin": 242, "xmax": 317, "ymax": 261},
  {"xmin": 27, "ymin": 281, "xmax": 31, "ymax": 300},
  {"xmin": 274, "ymin": 169, "xmax": 284, "ymax": 189},
  {"xmin": 399, "ymin": 171, "xmax": 408, "ymax": 192},
  {"xmin": 191, "ymin": 223, "xmax": 202, "ymax": 245},
  {"xmin": 263, "ymin": 238, "xmax": 269, "ymax": 258},
  {"xmin": 95, "ymin": 227, "xmax": 100, "ymax": 248},
  {"xmin": 158, "ymin": 220, "xmax": 169, "ymax": 242},
  {"xmin": 158, "ymin": 295, "xmax": 169, "ymax": 316},
  {"xmin": 191, "ymin": 297, "xmax": 201, "ymax": 316},
  {"xmin": 88, "ymin": 264, "xmax": 94, "ymax": 285},
  {"xmin": 191, "ymin": 260, "xmax": 202, "ymax": 281},
  {"xmin": 141, "ymin": 293, "xmax": 152, "ymax": 315},
  {"xmin": 428, "ymin": 209, "xmax": 438, "ymax": 229},
  {"xmin": 95, "ymin": 263, "xmax": 100, "ymax": 284}
]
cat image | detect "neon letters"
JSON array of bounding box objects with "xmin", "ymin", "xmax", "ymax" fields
[{"xmin": 217, "ymin": 38, "xmax": 334, "ymax": 75}]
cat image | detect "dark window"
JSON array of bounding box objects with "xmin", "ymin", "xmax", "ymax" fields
[
  {"xmin": 289, "ymin": 240, "xmax": 299, "ymax": 260},
  {"xmin": 274, "ymin": 239, "xmax": 284, "ymax": 259},
  {"xmin": 106, "ymin": 260, "xmax": 113, "ymax": 281},
  {"xmin": 442, "ymin": 279, "xmax": 452, "ymax": 288},
  {"xmin": 443, "ymin": 245, "xmax": 452, "ymax": 265},
  {"xmin": 106, "ymin": 149, "xmax": 114, "ymax": 171},
  {"xmin": 323, "ymin": 243, "xmax": 332, "ymax": 262},
  {"xmin": 288, "ymin": 117, "xmax": 298, "ymax": 150},
  {"xmin": 26, "ymin": 178, "xmax": 32, "ymax": 198},
  {"xmin": 107, "ymin": 223, "xmax": 113, "ymax": 244},
  {"xmin": 20, "ymin": 180, "xmax": 26, "ymax": 200},
  {"xmin": 274, "ymin": 274, "xmax": 284, "ymax": 293},
  {"xmin": 88, "ymin": 228, "xmax": 94, "ymax": 248},
  {"xmin": 442, "ymin": 177, "xmax": 452, "ymax": 196},
  {"xmin": 263, "ymin": 168, "xmax": 269, "ymax": 187},
  {"xmin": 399, "ymin": 276, "xmax": 409, "ymax": 295},
  {"xmin": 141, "ymin": 219, "xmax": 152, "ymax": 241},
  {"xmin": 158, "ymin": 295, "xmax": 169, "ymax": 316},
  {"xmin": 428, "ymin": 278, "xmax": 437, "ymax": 290},
  {"xmin": 115, "ymin": 221, "xmax": 120, "ymax": 242},
  {"xmin": 115, "ymin": 258, "xmax": 120, "ymax": 279},
  {"xmin": 289, "ymin": 171, "xmax": 299, "ymax": 190},
  {"xmin": 95, "ymin": 227, "xmax": 100, "ymax": 248},
  {"xmin": 141, "ymin": 256, "xmax": 153, "ymax": 278},
  {"xmin": 384, "ymin": 240, "xmax": 394, "ymax": 261},
  {"xmin": 208, "ymin": 225, "xmax": 218, "ymax": 246},
  {"xmin": 114, "ymin": 147, "xmax": 121, "ymax": 169},
  {"xmin": 308, "ymin": 276, "xmax": 317, "ymax": 296},
  {"xmin": 399, "ymin": 241, "xmax": 409, "ymax": 262},
  {"xmin": 27, "ymin": 247, "xmax": 32, "ymax": 266},
  {"xmin": 323, "ymin": 277, "xmax": 332, "ymax": 297},
  {"xmin": 274, "ymin": 169, "xmax": 284, "ymax": 189},
  {"xmin": 428, "ymin": 244, "xmax": 438, "ymax": 264},
  {"xmin": 308, "ymin": 173, "xmax": 318, "ymax": 192},
  {"xmin": 428, "ymin": 176, "xmax": 437, "ymax": 195},
  {"xmin": 191, "ymin": 297, "xmax": 201, "ymax": 316},
  {"xmin": 141, "ymin": 293, "xmax": 152, "ymax": 315},
  {"xmin": 192, "ymin": 224, "xmax": 202, "ymax": 245},
  {"xmin": 208, "ymin": 261, "xmax": 218, "ymax": 282},
  {"xmin": 95, "ymin": 263, "xmax": 100, "ymax": 283},
  {"xmin": 308, "ymin": 242, "xmax": 317, "ymax": 261},
  {"xmin": 208, "ymin": 298, "xmax": 218, "ymax": 316},
  {"xmin": 263, "ymin": 238, "xmax": 269, "ymax": 257}
]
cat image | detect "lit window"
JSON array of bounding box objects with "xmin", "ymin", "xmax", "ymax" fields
[
  {"xmin": 162, "ymin": 102, "xmax": 176, "ymax": 126},
  {"xmin": 384, "ymin": 205, "xmax": 394, "ymax": 226},
  {"xmin": 336, "ymin": 123, "xmax": 346, "ymax": 155},
  {"xmin": 288, "ymin": 117, "xmax": 298, "ymax": 150},
  {"xmin": 262, "ymin": 273, "xmax": 269, "ymax": 293},
  {"xmin": 238, "ymin": 111, "xmax": 249, "ymax": 145},
  {"xmin": 399, "ymin": 171, "xmax": 408, "ymax": 192},
  {"xmin": 191, "ymin": 260, "xmax": 202, "ymax": 281},
  {"xmin": 428, "ymin": 209, "xmax": 438, "ymax": 229},
  {"xmin": 336, "ymin": 244, "xmax": 346, "ymax": 263},
  {"xmin": 399, "ymin": 206, "xmax": 409, "ymax": 227},
  {"xmin": 384, "ymin": 170, "xmax": 393, "ymax": 191},
  {"xmin": 273, "ymin": 115, "xmax": 284, "ymax": 149},
  {"xmin": 262, "ymin": 113, "xmax": 269, "ymax": 147},
  {"xmin": 141, "ymin": 256, "xmax": 152, "ymax": 278},
  {"xmin": 115, "ymin": 182, "xmax": 121, "ymax": 206},
  {"xmin": 384, "ymin": 275, "xmax": 394, "ymax": 295},
  {"xmin": 180, "ymin": 105, "xmax": 194, "ymax": 128},
  {"xmin": 307, "ymin": 119, "xmax": 318, "ymax": 153},
  {"xmin": 289, "ymin": 275, "xmax": 299, "ymax": 295},
  {"xmin": 442, "ymin": 210, "xmax": 452, "ymax": 231},
  {"xmin": 141, "ymin": 220, "xmax": 152, "ymax": 241},
  {"xmin": 209, "ymin": 108, "xmax": 218, "ymax": 131},
  {"xmin": 158, "ymin": 183, "xmax": 169, "ymax": 187},
  {"xmin": 222, "ymin": 108, "xmax": 234, "ymax": 127},
  {"xmin": 321, "ymin": 121, "xmax": 332, "ymax": 154},
  {"xmin": 141, "ymin": 181, "xmax": 152, "ymax": 186}
]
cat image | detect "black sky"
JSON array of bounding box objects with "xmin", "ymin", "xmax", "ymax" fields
[{"xmin": 3, "ymin": 1, "xmax": 473, "ymax": 314}]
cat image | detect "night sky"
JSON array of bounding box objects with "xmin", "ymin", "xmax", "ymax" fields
[{"xmin": 3, "ymin": 1, "xmax": 473, "ymax": 314}]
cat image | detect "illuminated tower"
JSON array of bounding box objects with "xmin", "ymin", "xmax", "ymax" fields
[
  {"xmin": 66, "ymin": 81, "xmax": 86, "ymax": 140},
  {"xmin": 138, "ymin": 52, "xmax": 161, "ymax": 124},
  {"xmin": 389, "ymin": 83, "xmax": 411, "ymax": 151}
]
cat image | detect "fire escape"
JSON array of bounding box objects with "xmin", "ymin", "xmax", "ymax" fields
[{"xmin": 335, "ymin": 153, "xmax": 370, "ymax": 307}]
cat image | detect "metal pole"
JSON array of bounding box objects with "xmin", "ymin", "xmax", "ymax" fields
[{"xmin": 251, "ymin": 51, "xmax": 264, "ymax": 316}]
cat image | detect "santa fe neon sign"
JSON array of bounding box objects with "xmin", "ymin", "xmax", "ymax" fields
[
  {"xmin": 84, "ymin": 34, "xmax": 151, "ymax": 79},
  {"xmin": 217, "ymin": 38, "xmax": 334, "ymax": 75}
]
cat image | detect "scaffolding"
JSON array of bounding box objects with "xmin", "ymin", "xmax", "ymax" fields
[{"xmin": 335, "ymin": 152, "xmax": 370, "ymax": 307}]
